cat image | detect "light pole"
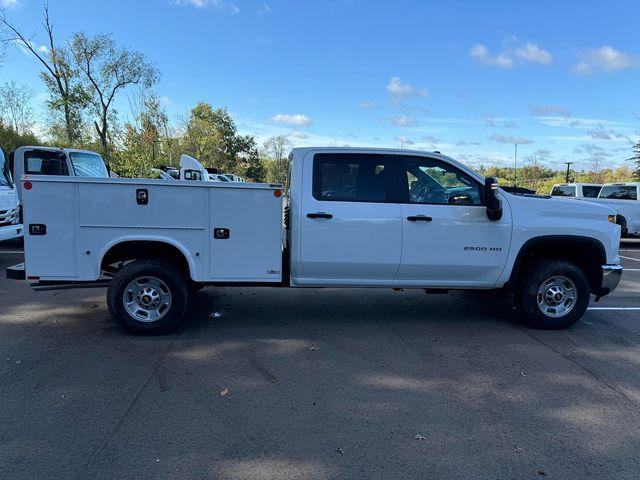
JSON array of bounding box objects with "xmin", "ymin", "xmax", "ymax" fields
[
  {"xmin": 513, "ymin": 143, "xmax": 518, "ymax": 187},
  {"xmin": 565, "ymin": 161, "xmax": 573, "ymax": 183}
]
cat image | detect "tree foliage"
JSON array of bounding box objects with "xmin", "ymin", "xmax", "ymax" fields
[
  {"xmin": 183, "ymin": 103, "xmax": 264, "ymax": 180},
  {"xmin": 70, "ymin": 32, "xmax": 159, "ymax": 157},
  {"xmin": 630, "ymin": 140, "xmax": 640, "ymax": 180}
]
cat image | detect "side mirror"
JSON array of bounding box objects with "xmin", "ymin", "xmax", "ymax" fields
[{"xmin": 484, "ymin": 177, "xmax": 502, "ymax": 221}]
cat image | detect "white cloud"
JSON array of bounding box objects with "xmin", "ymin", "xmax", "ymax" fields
[
  {"xmin": 0, "ymin": 0, "xmax": 20, "ymax": 8},
  {"xmin": 531, "ymin": 104, "xmax": 571, "ymax": 118},
  {"xmin": 471, "ymin": 41, "xmax": 552, "ymax": 69},
  {"xmin": 515, "ymin": 43, "xmax": 553, "ymax": 65},
  {"xmin": 288, "ymin": 130, "xmax": 308, "ymax": 139},
  {"xmin": 271, "ymin": 113, "xmax": 311, "ymax": 127},
  {"xmin": 392, "ymin": 115, "xmax": 415, "ymax": 127},
  {"xmin": 470, "ymin": 44, "xmax": 514, "ymax": 69},
  {"xmin": 172, "ymin": 0, "xmax": 239, "ymax": 13},
  {"xmin": 394, "ymin": 135, "xmax": 415, "ymax": 146},
  {"xmin": 490, "ymin": 134, "xmax": 533, "ymax": 144},
  {"xmin": 159, "ymin": 96, "xmax": 173, "ymax": 106},
  {"xmin": 37, "ymin": 45, "xmax": 48, "ymax": 54},
  {"xmin": 359, "ymin": 100, "xmax": 376, "ymax": 108},
  {"xmin": 386, "ymin": 77, "xmax": 427, "ymax": 100},
  {"xmin": 572, "ymin": 46, "xmax": 637, "ymax": 75}
]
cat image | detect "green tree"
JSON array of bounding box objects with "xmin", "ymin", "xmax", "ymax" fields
[
  {"xmin": 183, "ymin": 103, "xmax": 264, "ymax": 181},
  {"xmin": 262, "ymin": 135, "xmax": 292, "ymax": 187},
  {"xmin": 630, "ymin": 140, "xmax": 640, "ymax": 180},
  {"xmin": 1, "ymin": 2, "xmax": 88, "ymax": 144},
  {"xmin": 70, "ymin": 32, "xmax": 159, "ymax": 156},
  {"xmin": 0, "ymin": 122, "xmax": 40, "ymax": 152},
  {"xmin": 114, "ymin": 94, "xmax": 168, "ymax": 178}
]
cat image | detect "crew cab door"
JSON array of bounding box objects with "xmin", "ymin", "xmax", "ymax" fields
[
  {"xmin": 393, "ymin": 155, "xmax": 511, "ymax": 287},
  {"xmin": 297, "ymin": 152, "xmax": 402, "ymax": 285}
]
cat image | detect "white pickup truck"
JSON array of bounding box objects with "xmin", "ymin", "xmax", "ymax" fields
[
  {"xmin": 7, "ymin": 147, "xmax": 622, "ymax": 334},
  {"xmin": 593, "ymin": 183, "xmax": 640, "ymax": 236}
]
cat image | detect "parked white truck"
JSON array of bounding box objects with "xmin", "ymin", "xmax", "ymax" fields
[
  {"xmin": 0, "ymin": 150, "xmax": 22, "ymax": 242},
  {"xmin": 7, "ymin": 148, "xmax": 622, "ymax": 334},
  {"xmin": 593, "ymin": 183, "xmax": 640, "ymax": 236}
]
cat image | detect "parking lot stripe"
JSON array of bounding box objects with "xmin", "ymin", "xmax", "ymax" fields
[
  {"xmin": 620, "ymin": 255, "xmax": 640, "ymax": 262},
  {"xmin": 588, "ymin": 307, "xmax": 640, "ymax": 311},
  {"xmin": 0, "ymin": 251, "xmax": 23, "ymax": 255}
]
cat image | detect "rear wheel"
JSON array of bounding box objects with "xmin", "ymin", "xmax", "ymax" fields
[
  {"xmin": 107, "ymin": 259, "xmax": 190, "ymax": 335},
  {"xmin": 517, "ymin": 259, "xmax": 590, "ymax": 330}
]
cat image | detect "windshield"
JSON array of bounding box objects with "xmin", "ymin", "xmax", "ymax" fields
[
  {"xmin": 0, "ymin": 150, "xmax": 12, "ymax": 187},
  {"xmin": 69, "ymin": 152, "xmax": 109, "ymax": 177},
  {"xmin": 599, "ymin": 185, "xmax": 637, "ymax": 200}
]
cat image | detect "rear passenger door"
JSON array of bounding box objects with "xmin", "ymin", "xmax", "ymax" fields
[{"xmin": 297, "ymin": 152, "xmax": 402, "ymax": 285}]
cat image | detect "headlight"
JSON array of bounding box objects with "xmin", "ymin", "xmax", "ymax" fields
[{"xmin": 608, "ymin": 214, "xmax": 616, "ymax": 224}]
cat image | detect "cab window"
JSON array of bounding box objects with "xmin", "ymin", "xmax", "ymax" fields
[
  {"xmin": 398, "ymin": 156, "xmax": 482, "ymax": 205},
  {"xmin": 313, "ymin": 153, "xmax": 388, "ymax": 203},
  {"xmin": 550, "ymin": 186, "xmax": 576, "ymax": 197},
  {"xmin": 582, "ymin": 186, "xmax": 601, "ymax": 198},
  {"xmin": 599, "ymin": 185, "xmax": 637, "ymax": 200},
  {"xmin": 25, "ymin": 150, "xmax": 69, "ymax": 176}
]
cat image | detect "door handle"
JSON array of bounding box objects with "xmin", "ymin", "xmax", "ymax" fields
[
  {"xmin": 407, "ymin": 215, "xmax": 432, "ymax": 222},
  {"xmin": 307, "ymin": 212, "xmax": 333, "ymax": 219}
]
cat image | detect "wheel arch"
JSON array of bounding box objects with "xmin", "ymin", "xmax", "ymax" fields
[
  {"xmin": 509, "ymin": 235, "xmax": 606, "ymax": 294},
  {"xmin": 99, "ymin": 236, "xmax": 196, "ymax": 281}
]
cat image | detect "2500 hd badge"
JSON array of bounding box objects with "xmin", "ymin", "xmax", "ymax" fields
[{"xmin": 464, "ymin": 246, "xmax": 503, "ymax": 252}]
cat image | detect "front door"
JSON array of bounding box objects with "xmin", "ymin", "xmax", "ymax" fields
[
  {"xmin": 297, "ymin": 152, "xmax": 402, "ymax": 285},
  {"xmin": 394, "ymin": 155, "xmax": 511, "ymax": 287}
]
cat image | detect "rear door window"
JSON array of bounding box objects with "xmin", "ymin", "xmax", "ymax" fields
[
  {"xmin": 25, "ymin": 151, "xmax": 69, "ymax": 176},
  {"xmin": 313, "ymin": 153, "xmax": 389, "ymax": 203},
  {"xmin": 599, "ymin": 185, "xmax": 638, "ymax": 200},
  {"xmin": 550, "ymin": 186, "xmax": 576, "ymax": 197},
  {"xmin": 582, "ymin": 186, "xmax": 601, "ymax": 198}
]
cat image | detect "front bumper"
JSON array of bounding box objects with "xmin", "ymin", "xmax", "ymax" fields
[
  {"xmin": 0, "ymin": 223, "xmax": 22, "ymax": 242},
  {"xmin": 595, "ymin": 264, "xmax": 623, "ymax": 297}
]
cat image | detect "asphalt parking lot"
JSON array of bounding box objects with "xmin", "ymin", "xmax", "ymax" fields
[{"xmin": 1, "ymin": 239, "xmax": 639, "ymax": 480}]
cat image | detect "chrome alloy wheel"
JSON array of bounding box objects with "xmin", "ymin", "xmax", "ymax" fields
[
  {"xmin": 123, "ymin": 276, "xmax": 172, "ymax": 322},
  {"xmin": 536, "ymin": 275, "xmax": 577, "ymax": 318}
]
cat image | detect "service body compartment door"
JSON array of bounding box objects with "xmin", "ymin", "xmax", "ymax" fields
[
  {"xmin": 23, "ymin": 179, "xmax": 79, "ymax": 278},
  {"xmin": 209, "ymin": 186, "xmax": 282, "ymax": 282}
]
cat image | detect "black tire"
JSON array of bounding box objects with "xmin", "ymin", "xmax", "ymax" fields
[
  {"xmin": 107, "ymin": 259, "xmax": 190, "ymax": 335},
  {"xmin": 517, "ymin": 259, "xmax": 590, "ymax": 330}
]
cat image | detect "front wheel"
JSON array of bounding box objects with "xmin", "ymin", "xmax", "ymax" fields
[
  {"xmin": 107, "ymin": 259, "xmax": 190, "ymax": 335},
  {"xmin": 517, "ymin": 259, "xmax": 590, "ymax": 330}
]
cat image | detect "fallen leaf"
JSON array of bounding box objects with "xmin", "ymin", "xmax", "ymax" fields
[
  {"xmin": 336, "ymin": 447, "xmax": 344, "ymax": 455},
  {"xmin": 520, "ymin": 371, "xmax": 527, "ymax": 376},
  {"xmin": 414, "ymin": 434, "xmax": 426, "ymax": 441},
  {"xmin": 211, "ymin": 312, "xmax": 222, "ymax": 318},
  {"xmin": 220, "ymin": 388, "xmax": 229, "ymax": 397},
  {"xmin": 514, "ymin": 446, "xmax": 522, "ymax": 453},
  {"xmin": 537, "ymin": 469, "xmax": 546, "ymax": 476},
  {"xmin": 309, "ymin": 344, "xmax": 320, "ymax": 351},
  {"xmin": 90, "ymin": 304, "xmax": 99, "ymax": 309}
]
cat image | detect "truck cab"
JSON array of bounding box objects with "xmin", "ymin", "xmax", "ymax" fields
[
  {"xmin": 0, "ymin": 149, "xmax": 22, "ymax": 242},
  {"xmin": 10, "ymin": 146, "xmax": 109, "ymax": 202}
]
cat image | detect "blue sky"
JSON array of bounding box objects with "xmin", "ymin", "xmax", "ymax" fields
[{"xmin": 1, "ymin": 0, "xmax": 639, "ymax": 169}]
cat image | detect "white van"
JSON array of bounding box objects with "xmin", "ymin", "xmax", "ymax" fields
[{"xmin": 0, "ymin": 149, "xmax": 22, "ymax": 242}]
